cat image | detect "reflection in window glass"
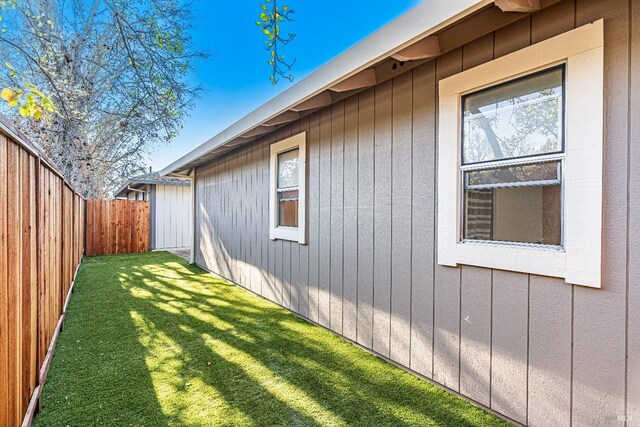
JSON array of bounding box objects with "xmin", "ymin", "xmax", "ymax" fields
[
  {"xmin": 277, "ymin": 149, "xmax": 299, "ymax": 227},
  {"xmin": 462, "ymin": 66, "xmax": 564, "ymax": 164},
  {"xmin": 278, "ymin": 149, "xmax": 299, "ymax": 188}
]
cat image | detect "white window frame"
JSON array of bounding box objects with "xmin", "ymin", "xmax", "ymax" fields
[
  {"xmin": 437, "ymin": 20, "xmax": 604, "ymax": 288},
  {"xmin": 269, "ymin": 132, "xmax": 307, "ymax": 244}
]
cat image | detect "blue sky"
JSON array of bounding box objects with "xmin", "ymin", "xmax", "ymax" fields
[{"xmin": 149, "ymin": 0, "xmax": 420, "ymax": 170}]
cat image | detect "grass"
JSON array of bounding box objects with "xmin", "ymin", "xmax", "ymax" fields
[{"xmin": 34, "ymin": 251, "xmax": 510, "ymax": 427}]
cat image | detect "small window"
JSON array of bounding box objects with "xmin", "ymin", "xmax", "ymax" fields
[
  {"xmin": 270, "ymin": 132, "xmax": 306, "ymax": 243},
  {"xmin": 461, "ymin": 66, "xmax": 564, "ymax": 247}
]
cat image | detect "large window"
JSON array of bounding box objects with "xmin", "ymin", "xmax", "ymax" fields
[
  {"xmin": 437, "ymin": 20, "xmax": 604, "ymax": 287},
  {"xmin": 461, "ymin": 66, "xmax": 564, "ymax": 246},
  {"xmin": 269, "ymin": 132, "xmax": 306, "ymax": 243}
]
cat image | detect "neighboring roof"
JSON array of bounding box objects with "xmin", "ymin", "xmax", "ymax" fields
[
  {"xmin": 114, "ymin": 171, "xmax": 191, "ymax": 198},
  {"xmin": 160, "ymin": 0, "xmax": 494, "ymax": 176}
]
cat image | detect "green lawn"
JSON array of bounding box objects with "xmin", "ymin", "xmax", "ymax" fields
[{"xmin": 34, "ymin": 252, "xmax": 509, "ymax": 427}]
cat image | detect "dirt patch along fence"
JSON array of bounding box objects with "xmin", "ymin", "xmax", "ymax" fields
[
  {"xmin": 0, "ymin": 120, "xmax": 85, "ymax": 427},
  {"xmin": 85, "ymin": 199, "xmax": 150, "ymax": 256}
]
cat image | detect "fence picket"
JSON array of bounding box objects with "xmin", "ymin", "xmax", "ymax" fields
[
  {"xmin": 0, "ymin": 126, "xmax": 85, "ymax": 427},
  {"xmin": 84, "ymin": 199, "xmax": 150, "ymax": 256}
]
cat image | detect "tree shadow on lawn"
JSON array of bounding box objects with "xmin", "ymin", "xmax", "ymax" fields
[
  {"xmin": 33, "ymin": 256, "xmax": 171, "ymax": 427},
  {"xmin": 36, "ymin": 252, "xmax": 510, "ymax": 427},
  {"xmin": 116, "ymin": 252, "xmax": 508, "ymax": 427}
]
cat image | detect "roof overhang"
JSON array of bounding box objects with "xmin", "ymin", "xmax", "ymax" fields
[
  {"xmin": 160, "ymin": 0, "xmax": 518, "ymax": 176},
  {"xmin": 114, "ymin": 178, "xmax": 191, "ymax": 198}
]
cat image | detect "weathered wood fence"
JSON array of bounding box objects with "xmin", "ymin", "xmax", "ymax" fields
[
  {"xmin": 85, "ymin": 199, "xmax": 150, "ymax": 256},
  {"xmin": 0, "ymin": 117, "xmax": 85, "ymax": 427}
]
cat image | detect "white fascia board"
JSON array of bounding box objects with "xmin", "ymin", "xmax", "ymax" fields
[{"xmin": 160, "ymin": 0, "xmax": 492, "ymax": 176}]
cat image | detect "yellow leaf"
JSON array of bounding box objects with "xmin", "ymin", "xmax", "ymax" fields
[
  {"xmin": 19, "ymin": 105, "xmax": 29, "ymax": 117},
  {"xmin": 1, "ymin": 87, "xmax": 14, "ymax": 101},
  {"xmin": 34, "ymin": 110, "xmax": 43, "ymax": 120}
]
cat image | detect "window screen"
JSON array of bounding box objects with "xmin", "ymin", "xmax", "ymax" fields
[{"xmin": 462, "ymin": 66, "xmax": 565, "ymax": 246}]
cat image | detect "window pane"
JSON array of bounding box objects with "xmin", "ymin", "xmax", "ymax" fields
[
  {"xmin": 278, "ymin": 190, "xmax": 298, "ymax": 227},
  {"xmin": 278, "ymin": 148, "xmax": 299, "ymax": 189},
  {"xmin": 464, "ymin": 184, "xmax": 561, "ymax": 245},
  {"xmin": 467, "ymin": 161, "xmax": 559, "ymax": 187},
  {"xmin": 462, "ymin": 66, "xmax": 563, "ymax": 164}
]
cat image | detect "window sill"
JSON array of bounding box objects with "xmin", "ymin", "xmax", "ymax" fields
[
  {"xmin": 445, "ymin": 240, "xmax": 567, "ymax": 283},
  {"xmin": 270, "ymin": 226, "xmax": 306, "ymax": 244},
  {"xmin": 459, "ymin": 239, "xmax": 565, "ymax": 252}
]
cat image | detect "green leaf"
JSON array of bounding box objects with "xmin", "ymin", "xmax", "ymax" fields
[{"xmin": 29, "ymin": 88, "xmax": 45, "ymax": 97}]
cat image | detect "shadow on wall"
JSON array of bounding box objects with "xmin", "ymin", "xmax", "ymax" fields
[{"xmin": 195, "ymin": 198, "xmax": 582, "ymax": 426}]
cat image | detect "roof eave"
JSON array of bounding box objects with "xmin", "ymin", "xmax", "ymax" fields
[
  {"xmin": 160, "ymin": 0, "xmax": 493, "ymax": 176},
  {"xmin": 113, "ymin": 179, "xmax": 191, "ymax": 198}
]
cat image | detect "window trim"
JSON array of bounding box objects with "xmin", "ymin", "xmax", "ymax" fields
[
  {"xmin": 437, "ymin": 20, "xmax": 604, "ymax": 288},
  {"xmin": 269, "ymin": 132, "xmax": 307, "ymax": 244}
]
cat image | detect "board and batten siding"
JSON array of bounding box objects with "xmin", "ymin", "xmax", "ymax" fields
[
  {"xmin": 194, "ymin": 1, "xmax": 639, "ymax": 425},
  {"xmin": 153, "ymin": 184, "xmax": 192, "ymax": 249}
]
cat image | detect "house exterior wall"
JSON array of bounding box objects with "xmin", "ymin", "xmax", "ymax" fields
[
  {"xmin": 154, "ymin": 184, "xmax": 192, "ymax": 249},
  {"xmin": 193, "ymin": 1, "xmax": 639, "ymax": 425}
]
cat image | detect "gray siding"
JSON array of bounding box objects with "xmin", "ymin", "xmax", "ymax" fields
[
  {"xmin": 194, "ymin": 1, "xmax": 639, "ymax": 425},
  {"xmin": 154, "ymin": 184, "xmax": 192, "ymax": 249},
  {"xmin": 629, "ymin": 2, "xmax": 640, "ymax": 425}
]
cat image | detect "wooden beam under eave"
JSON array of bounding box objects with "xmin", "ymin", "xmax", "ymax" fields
[
  {"xmin": 391, "ymin": 36, "xmax": 440, "ymax": 61},
  {"xmin": 223, "ymin": 138, "xmax": 247, "ymax": 147},
  {"xmin": 239, "ymin": 126, "xmax": 271, "ymax": 138},
  {"xmin": 495, "ymin": 0, "xmax": 541, "ymax": 12},
  {"xmin": 437, "ymin": 6, "xmax": 527, "ymax": 53},
  {"xmin": 290, "ymin": 92, "xmax": 333, "ymax": 112},
  {"xmin": 263, "ymin": 110, "xmax": 300, "ymax": 126},
  {"xmin": 329, "ymin": 69, "xmax": 377, "ymax": 92}
]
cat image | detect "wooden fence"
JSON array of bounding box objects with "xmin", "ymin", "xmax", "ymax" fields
[
  {"xmin": 85, "ymin": 199, "xmax": 150, "ymax": 256},
  {"xmin": 0, "ymin": 118, "xmax": 85, "ymax": 427}
]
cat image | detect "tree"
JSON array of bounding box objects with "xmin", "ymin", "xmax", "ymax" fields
[
  {"xmin": 257, "ymin": 0, "xmax": 295, "ymax": 84},
  {"xmin": 0, "ymin": 1, "xmax": 56, "ymax": 120},
  {"xmin": 0, "ymin": 0, "xmax": 206, "ymax": 197}
]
